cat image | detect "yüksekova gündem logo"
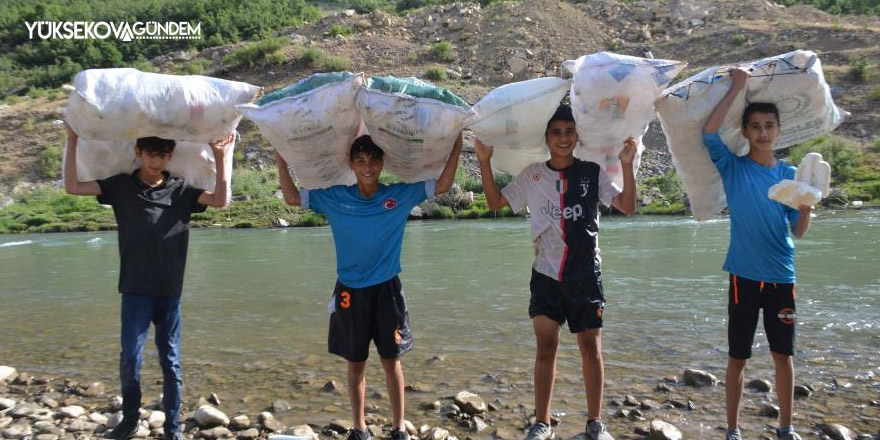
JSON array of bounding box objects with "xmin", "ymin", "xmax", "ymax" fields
[{"xmin": 25, "ymin": 21, "xmax": 202, "ymax": 41}]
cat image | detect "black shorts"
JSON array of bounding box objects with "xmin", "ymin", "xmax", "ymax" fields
[
  {"xmin": 529, "ymin": 269, "xmax": 604, "ymax": 333},
  {"xmin": 728, "ymin": 274, "xmax": 796, "ymax": 359},
  {"xmin": 328, "ymin": 276, "xmax": 413, "ymax": 362}
]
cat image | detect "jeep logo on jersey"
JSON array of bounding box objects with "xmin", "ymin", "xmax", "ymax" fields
[
  {"xmin": 778, "ymin": 308, "xmax": 796, "ymax": 324},
  {"xmin": 382, "ymin": 198, "xmax": 398, "ymax": 209},
  {"xmin": 540, "ymin": 200, "xmax": 584, "ymax": 221}
]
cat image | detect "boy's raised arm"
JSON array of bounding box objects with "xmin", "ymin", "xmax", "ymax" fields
[
  {"xmin": 474, "ymin": 138, "xmax": 509, "ymax": 210},
  {"xmin": 611, "ymin": 137, "xmax": 637, "ymax": 215},
  {"xmin": 275, "ymin": 151, "xmax": 302, "ymax": 206},
  {"xmin": 197, "ymin": 134, "xmax": 235, "ymax": 208},
  {"xmin": 435, "ymin": 132, "xmax": 463, "ymax": 196},
  {"xmin": 703, "ymin": 68, "xmax": 748, "ymax": 134},
  {"xmin": 63, "ymin": 124, "xmax": 102, "ymax": 196}
]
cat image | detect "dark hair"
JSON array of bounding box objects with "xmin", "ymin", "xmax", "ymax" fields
[
  {"xmin": 545, "ymin": 104, "xmax": 575, "ymax": 135},
  {"xmin": 742, "ymin": 103, "xmax": 780, "ymax": 128},
  {"xmin": 135, "ymin": 137, "xmax": 176, "ymax": 154},
  {"xmin": 349, "ymin": 135, "xmax": 384, "ymax": 161}
]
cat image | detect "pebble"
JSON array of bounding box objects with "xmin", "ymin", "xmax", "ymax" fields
[
  {"xmin": 238, "ymin": 428, "xmax": 260, "ymax": 439},
  {"xmin": 760, "ymin": 402, "xmax": 780, "ymax": 418},
  {"xmin": 272, "ymin": 399, "xmax": 292, "ymax": 413},
  {"xmin": 0, "ymin": 398, "xmax": 16, "ymax": 411},
  {"xmin": 147, "ymin": 410, "xmax": 165, "ymax": 429},
  {"xmin": 454, "ymin": 391, "xmax": 487, "ymax": 415},
  {"xmin": 683, "ymin": 369, "xmax": 718, "ymax": 387},
  {"xmin": 649, "ymin": 420, "xmax": 682, "ymax": 440},
  {"xmin": 82, "ymin": 382, "xmax": 106, "ymax": 397},
  {"xmin": 59, "ymin": 405, "xmax": 86, "ymax": 418},
  {"xmin": 0, "ymin": 367, "xmax": 18, "ymax": 383},
  {"xmin": 819, "ymin": 424, "xmax": 856, "ymax": 440},
  {"xmin": 229, "ymin": 415, "xmax": 250, "ymax": 430},
  {"xmin": 747, "ymin": 379, "xmax": 773, "ymax": 392},
  {"xmin": 88, "ymin": 412, "xmax": 108, "ymax": 425},
  {"xmin": 194, "ymin": 406, "xmax": 229, "ymax": 428},
  {"xmin": 794, "ymin": 384, "xmax": 813, "ymax": 398},
  {"xmin": 259, "ymin": 411, "xmax": 284, "ymax": 432},
  {"xmin": 200, "ymin": 426, "xmax": 233, "ymax": 439}
]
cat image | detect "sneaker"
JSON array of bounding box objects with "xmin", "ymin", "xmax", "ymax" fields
[
  {"xmin": 523, "ymin": 422, "xmax": 554, "ymax": 440},
  {"xmin": 776, "ymin": 428, "xmax": 804, "ymax": 440},
  {"xmin": 390, "ymin": 429, "xmax": 410, "ymax": 440},
  {"xmin": 726, "ymin": 428, "xmax": 743, "ymax": 440},
  {"xmin": 585, "ymin": 419, "xmax": 614, "ymax": 440},
  {"xmin": 106, "ymin": 418, "xmax": 139, "ymax": 440},
  {"xmin": 347, "ymin": 429, "xmax": 371, "ymax": 440}
]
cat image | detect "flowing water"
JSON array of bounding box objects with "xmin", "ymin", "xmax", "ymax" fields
[{"xmin": 1, "ymin": 211, "xmax": 878, "ymax": 437}]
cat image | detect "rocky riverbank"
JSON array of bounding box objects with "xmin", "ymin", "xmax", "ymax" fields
[{"xmin": 1, "ymin": 365, "xmax": 877, "ymax": 440}]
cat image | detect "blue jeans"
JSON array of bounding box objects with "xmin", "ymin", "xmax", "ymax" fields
[{"xmin": 120, "ymin": 293, "xmax": 182, "ymax": 436}]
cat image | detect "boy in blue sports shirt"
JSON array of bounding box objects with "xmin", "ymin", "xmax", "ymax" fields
[
  {"xmin": 703, "ymin": 68, "xmax": 812, "ymax": 440},
  {"xmin": 277, "ymin": 133, "xmax": 462, "ymax": 440}
]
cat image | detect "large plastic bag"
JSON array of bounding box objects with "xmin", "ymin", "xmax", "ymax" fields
[
  {"xmin": 655, "ymin": 50, "xmax": 846, "ymax": 220},
  {"xmin": 356, "ymin": 76, "xmax": 473, "ymax": 182},
  {"xmin": 237, "ymin": 72, "xmax": 365, "ymax": 189},
  {"xmin": 564, "ymin": 52, "xmax": 686, "ymax": 188},
  {"xmin": 465, "ymin": 77, "xmax": 570, "ymax": 176},
  {"xmin": 67, "ymin": 68, "xmax": 259, "ymax": 142},
  {"xmin": 67, "ymin": 138, "xmax": 235, "ymax": 197},
  {"xmin": 64, "ymin": 69, "xmax": 257, "ymax": 197}
]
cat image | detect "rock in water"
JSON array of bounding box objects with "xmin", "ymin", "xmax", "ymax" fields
[
  {"xmin": 0, "ymin": 366, "xmax": 17, "ymax": 383},
  {"xmin": 649, "ymin": 420, "xmax": 682, "ymax": 440},
  {"xmin": 454, "ymin": 391, "xmax": 487, "ymax": 415},
  {"xmin": 747, "ymin": 379, "xmax": 772, "ymax": 392},
  {"xmin": 819, "ymin": 424, "xmax": 856, "ymax": 440},
  {"xmin": 194, "ymin": 406, "xmax": 229, "ymax": 428},
  {"xmin": 682, "ymin": 369, "xmax": 718, "ymax": 387},
  {"xmin": 760, "ymin": 402, "xmax": 780, "ymax": 418}
]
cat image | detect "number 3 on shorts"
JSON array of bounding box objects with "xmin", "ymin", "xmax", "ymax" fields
[{"xmin": 340, "ymin": 291, "xmax": 351, "ymax": 309}]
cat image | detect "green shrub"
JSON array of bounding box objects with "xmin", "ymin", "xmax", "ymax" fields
[
  {"xmin": 224, "ymin": 38, "xmax": 287, "ymax": 68},
  {"xmin": 329, "ymin": 24, "xmax": 353, "ymax": 37},
  {"xmin": 425, "ymin": 66, "xmax": 447, "ymax": 81},
  {"xmin": 731, "ymin": 34, "xmax": 748, "ymax": 46},
  {"xmin": 868, "ymin": 87, "xmax": 880, "ymax": 102},
  {"xmin": 296, "ymin": 211, "xmax": 327, "ymax": 226},
  {"xmin": 299, "ymin": 47, "xmax": 324, "ymax": 66},
  {"xmin": 27, "ymin": 88, "xmax": 47, "ymax": 99},
  {"xmin": 175, "ymin": 58, "xmax": 214, "ymax": 75},
  {"xmin": 22, "ymin": 116, "xmax": 35, "ymax": 132},
  {"xmin": 431, "ymin": 41, "xmax": 454, "ymax": 62},
  {"xmin": 39, "ymin": 143, "xmax": 63, "ymax": 180},
  {"xmin": 322, "ymin": 55, "xmax": 350, "ymax": 71},
  {"xmin": 232, "ymin": 169, "xmax": 278, "ymax": 200},
  {"xmin": 846, "ymin": 58, "xmax": 871, "ymax": 83}
]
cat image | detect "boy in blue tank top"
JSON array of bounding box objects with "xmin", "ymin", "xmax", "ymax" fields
[
  {"xmin": 277, "ymin": 133, "xmax": 462, "ymax": 440},
  {"xmin": 703, "ymin": 68, "xmax": 813, "ymax": 440}
]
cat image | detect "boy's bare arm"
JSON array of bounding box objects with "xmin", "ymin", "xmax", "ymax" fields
[
  {"xmin": 703, "ymin": 68, "xmax": 748, "ymax": 134},
  {"xmin": 197, "ymin": 134, "xmax": 235, "ymax": 208},
  {"xmin": 435, "ymin": 132, "xmax": 463, "ymax": 196},
  {"xmin": 792, "ymin": 205, "xmax": 812, "ymax": 238},
  {"xmin": 275, "ymin": 151, "xmax": 302, "ymax": 206},
  {"xmin": 62, "ymin": 124, "xmax": 102, "ymax": 196},
  {"xmin": 474, "ymin": 138, "xmax": 509, "ymax": 210},
  {"xmin": 611, "ymin": 137, "xmax": 637, "ymax": 215}
]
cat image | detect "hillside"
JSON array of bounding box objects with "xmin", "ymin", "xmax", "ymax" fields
[{"xmin": 1, "ymin": 0, "xmax": 878, "ymax": 204}]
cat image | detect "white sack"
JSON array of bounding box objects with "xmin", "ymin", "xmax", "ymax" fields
[
  {"xmin": 564, "ymin": 52, "xmax": 686, "ymax": 188},
  {"xmin": 656, "ymin": 50, "xmax": 846, "ymax": 220},
  {"xmin": 465, "ymin": 77, "xmax": 570, "ymax": 175},
  {"xmin": 236, "ymin": 72, "xmax": 365, "ymax": 189}
]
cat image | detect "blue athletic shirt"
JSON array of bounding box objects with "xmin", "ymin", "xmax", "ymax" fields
[
  {"xmin": 302, "ymin": 180, "xmax": 436, "ymax": 288},
  {"xmin": 703, "ymin": 133, "xmax": 800, "ymax": 283}
]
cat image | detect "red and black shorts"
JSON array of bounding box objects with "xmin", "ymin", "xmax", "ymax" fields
[
  {"xmin": 529, "ymin": 269, "xmax": 605, "ymax": 333},
  {"xmin": 728, "ymin": 274, "xmax": 797, "ymax": 360},
  {"xmin": 328, "ymin": 276, "xmax": 413, "ymax": 363}
]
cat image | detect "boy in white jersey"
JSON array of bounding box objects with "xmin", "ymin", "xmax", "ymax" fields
[{"xmin": 474, "ymin": 105, "xmax": 638, "ymax": 440}]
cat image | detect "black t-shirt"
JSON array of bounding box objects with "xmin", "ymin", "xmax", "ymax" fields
[{"xmin": 97, "ymin": 171, "xmax": 206, "ymax": 297}]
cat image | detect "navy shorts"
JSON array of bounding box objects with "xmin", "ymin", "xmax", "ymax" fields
[
  {"xmin": 529, "ymin": 269, "xmax": 604, "ymax": 333},
  {"xmin": 328, "ymin": 276, "xmax": 413, "ymax": 362},
  {"xmin": 728, "ymin": 274, "xmax": 796, "ymax": 359}
]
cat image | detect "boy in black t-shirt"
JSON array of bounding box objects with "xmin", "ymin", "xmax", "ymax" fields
[{"xmin": 63, "ymin": 124, "xmax": 233, "ymax": 440}]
